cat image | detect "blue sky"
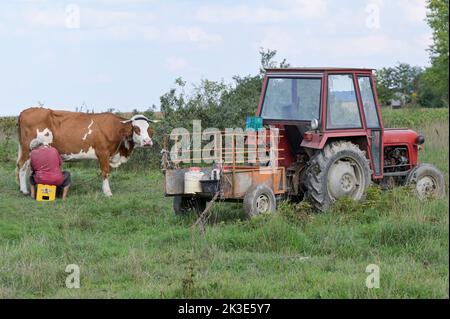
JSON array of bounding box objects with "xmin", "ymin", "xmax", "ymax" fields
[{"xmin": 0, "ymin": 0, "xmax": 432, "ymax": 116}]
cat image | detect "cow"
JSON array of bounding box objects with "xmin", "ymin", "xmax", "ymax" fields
[{"xmin": 16, "ymin": 107, "xmax": 156, "ymax": 197}]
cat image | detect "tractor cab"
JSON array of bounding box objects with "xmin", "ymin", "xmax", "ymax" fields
[{"xmin": 257, "ymin": 68, "xmax": 383, "ymax": 175}]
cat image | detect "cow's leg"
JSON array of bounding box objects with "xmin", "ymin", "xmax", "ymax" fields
[
  {"xmin": 102, "ymin": 179, "xmax": 112, "ymax": 197},
  {"xmin": 17, "ymin": 150, "xmax": 31, "ymax": 194},
  {"xmin": 98, "ymin": 153, "xmax": 113, "ymax": 197}
]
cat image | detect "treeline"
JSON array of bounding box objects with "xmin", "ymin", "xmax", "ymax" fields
[
  {"xmin": 376, "ymin": 0, "xmax": 448, "ymax": 108},
  {"xmin": 374, "ymin": 62, "xmax": 445, "ymax": 108}
]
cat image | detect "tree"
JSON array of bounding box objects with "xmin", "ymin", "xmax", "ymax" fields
[
  {"xmin": 418, "ymin": 67, "xmax": 445, "ymax": 107},
  {"xmin": 375, "ymin": 67, "xmax": 396, "ymax": 105},
  {"xmin": 420, "ymin": 0, "xmax": 449, "ymax": 107},
  {"xmin": 375, "ymin": 63, "xmax": 423, "ymax": 106},
  {"xmin": 393, "ymin": 63, "xmax": 423, "ymax": 97},
  {"xmin": 259, "ymin": 48, "xmax": 290, "ymax": 75}
]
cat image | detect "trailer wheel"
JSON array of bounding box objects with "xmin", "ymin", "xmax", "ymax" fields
[
  {"xmin": 243, "ymin": 184, "xmax": 277, "ymax": 218},
  {"xmin": 305, "ymin": 141, "xmax": 371, "ymax": 211},
  {"xmin": 173, "ymin": 196, "xmax": 207, "ymax": 216},
  {"xmin": 406, "ymin": 164, "xmax": 445, "ymax": 200}
]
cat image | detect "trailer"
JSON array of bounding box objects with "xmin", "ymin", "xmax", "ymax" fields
[{"xmin": 161, "ymin": 130, "xmax": 287, "ymax": 217}]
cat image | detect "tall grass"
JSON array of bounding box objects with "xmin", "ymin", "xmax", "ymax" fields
[{"xmin": 381, "ymin": 107, "xmax": 449, "ymax": 128}]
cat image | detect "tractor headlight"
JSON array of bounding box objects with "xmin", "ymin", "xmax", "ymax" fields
[
  {"xmin": 416, "ymin": 135, "xmax": 425, "ymax": 145},
  {"xmin": 311, "ymin": 118, "xmax": 319, "ymax": 130}
]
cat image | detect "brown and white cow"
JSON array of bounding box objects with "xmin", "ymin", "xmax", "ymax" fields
[{"xmin": 16, "ymin": 107, "xmax": 155, "ymax": 196}]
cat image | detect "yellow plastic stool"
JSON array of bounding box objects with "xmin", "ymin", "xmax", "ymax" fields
[{"xmin": 36, "ymin": 184, "xmax": 57, "ymax": 202}]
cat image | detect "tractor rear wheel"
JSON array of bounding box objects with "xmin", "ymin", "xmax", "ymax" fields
[
  {"xmin": 406, "ymin": 164, "xmax": 445, "ymax": 200},
  {"xmin": 305, "ymin": 141, "xmax": 371, "ymax": 211}
]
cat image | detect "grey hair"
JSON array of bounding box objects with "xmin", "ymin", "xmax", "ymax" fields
[{"xmin": 29, "ymin": 139, "xmax": 45, "ymax": 151}]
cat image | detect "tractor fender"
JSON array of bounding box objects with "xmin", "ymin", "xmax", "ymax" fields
[{"xmin": 301, "ymin": 131, "xmax": 368, "ymax": 150}]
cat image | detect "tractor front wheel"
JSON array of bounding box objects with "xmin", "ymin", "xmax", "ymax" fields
[
  {"xmin": 406, "ymin": 164, "xmax": 445, "ymax": 200},
  {"xmin": 305, "ymin": 141, "xmax": 371, "ymax": 211}
]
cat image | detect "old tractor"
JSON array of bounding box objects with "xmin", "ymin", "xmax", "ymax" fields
[{"xmin": 163, "ymin": 68, "xmax": 445, "ymax": 217}]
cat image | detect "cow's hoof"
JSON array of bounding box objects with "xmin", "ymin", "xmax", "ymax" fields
[{"xmin": 104, "ymin": 192, "xmax": 113, "ymax": 197}]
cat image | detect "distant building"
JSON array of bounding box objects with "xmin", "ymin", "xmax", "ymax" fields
[{"xmin": 390, "ymin": 92, "xmax": 407, "ymax": 109}]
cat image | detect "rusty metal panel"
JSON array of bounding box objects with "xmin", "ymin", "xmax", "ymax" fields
[
  {"xmin": 165, "ymin": 169, "xmax": 185, "ymax": 195},
  {"xmin": 235, "ymin": 173, "xmax": 253, "ymax": 195},
  {"xmin": 221, "ymin": 167, "xmax": 285, "ymax": 199},
  {"xmin": 165, "ymin": 168, "xmax": 212, "ymax": 196},
  {"xmin": 165, "ymin": 166, "xmax": 286, "ymax": 198}
]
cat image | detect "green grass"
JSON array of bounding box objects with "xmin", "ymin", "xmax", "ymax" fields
[
  {"xmin": 0, "ymin": 108, "xmax": 448, "ymax": 298},
  {"xmin": 381, "ymin": 107, "xmax": 449, "ymax": 128}
]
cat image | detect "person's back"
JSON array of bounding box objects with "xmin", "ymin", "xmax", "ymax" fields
[{"xmin": 30, "ymin": 146, "xmax": 64, "ymax": 186}]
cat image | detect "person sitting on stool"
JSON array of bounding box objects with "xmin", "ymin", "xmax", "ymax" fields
[{"xmin": 29, "ymin": 139, "xmax": 71, "ymax": 200}]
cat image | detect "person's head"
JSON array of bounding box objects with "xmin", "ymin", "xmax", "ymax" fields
[{"xmin": 29, "ymin": 139, "xmax": 46, "ymax": 151}]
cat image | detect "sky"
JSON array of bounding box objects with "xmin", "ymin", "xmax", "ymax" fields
[{"xmin": 0, "ymin": 0, "xmax": 433, "ymax": 116}]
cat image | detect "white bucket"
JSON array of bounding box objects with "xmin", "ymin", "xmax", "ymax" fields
[{"xmin": 184, "ymin": 169, "xmax": 205, "ymax": 194}]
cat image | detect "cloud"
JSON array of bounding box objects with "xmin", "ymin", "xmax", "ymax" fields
[
  {"xmin": 279, "ymin": 0, "xmax": 328, "ymax": 18},
  {"xmin": 397, "ymin": 0, "xmax": 427, "ymax": 23},
  {"xmin": 90, "ymin": 73, "xmax": 113, "ymax": 84},
  {"xmin": 165, "ymin": 56, "xmax": 187, "ymax": 71},
  {"xmin": 414, "ymin": 32, "xmax": 433, "ymax": 49},
  {"xmin": 101, "ymin": 25, "xmax": 160, "ymax": 41},
  {"xmin": 166, "ymin": 27, "xmax": 224, "ymax": 49},
  {"xmin": 257, "ymin": 27, "xmax": 301, "ymax": 54},
  {"xmin": 329, "ymin": 34, "xmax": 407, "ymax": 56},
  {"xmin": 81, "ymin": 8, "xmax": 156, "ymax": 29},
  {"xmin": 93, "ymin": 0, "xmax": 157, "ymax": 4},
  {"xmin": 23, "ymin": 7, "xmax": 66, "ymax": 28},
  {"xmin": 195, "ymin": 5, "xmax": 281, "ymax": 24},
  {"xmin": 256, "ymin": 28, "xmax": 424, "ymax": 67},
  {"xmin": 195, "ymin": 0, "xmax": 327, "ymax": 24},
  {"xmin": 2, "ymin": 5, "xmax": 221, "ymax": 49},
  {"xmin": 21, "ymin": 6, "xmax": 156, "ymax": 30}
]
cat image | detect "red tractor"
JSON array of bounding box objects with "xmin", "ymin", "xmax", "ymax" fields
[
  {"xmin": 259, "ymin": 68, "xmax": 445, "ymax": 211},
  {"xmin": 163, "ymin": 68, "xmax": 445, "ymax": 217}
]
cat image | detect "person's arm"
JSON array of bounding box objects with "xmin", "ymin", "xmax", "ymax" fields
[
  {"xmin": 29, "ymin": 151, "xmax": 35, "ymax": 172},
  {"xmin": 54, "ymin": 148, "xmax": 63, "ymax": 167}
]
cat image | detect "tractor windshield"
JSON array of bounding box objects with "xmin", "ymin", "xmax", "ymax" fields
[{"xmin": 261, "ymin": 77, "xmax": 322, "ymax": 121}]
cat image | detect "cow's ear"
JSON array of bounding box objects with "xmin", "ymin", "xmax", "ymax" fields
[
  {"xmin": 147, "ymin": 127, "xmax": 155, "ymax": 137},
  {"xmin": 120, "ymin": 123, "xmax": 133, "ymax": 139}
]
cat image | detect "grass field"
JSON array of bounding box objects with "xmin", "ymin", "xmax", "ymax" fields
[{"xmin": 0, "ymin": 108, "xmax": 448, "ymax": 298}]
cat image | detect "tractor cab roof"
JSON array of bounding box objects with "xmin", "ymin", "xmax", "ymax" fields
[{"xmin": 264, "ymin": 67, "xmax": 375, "ymax": 75}]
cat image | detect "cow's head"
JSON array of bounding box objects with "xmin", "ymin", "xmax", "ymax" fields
[{"xmin": 121, "ymin": 115, "xmax": 156, "ymax": 148}]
